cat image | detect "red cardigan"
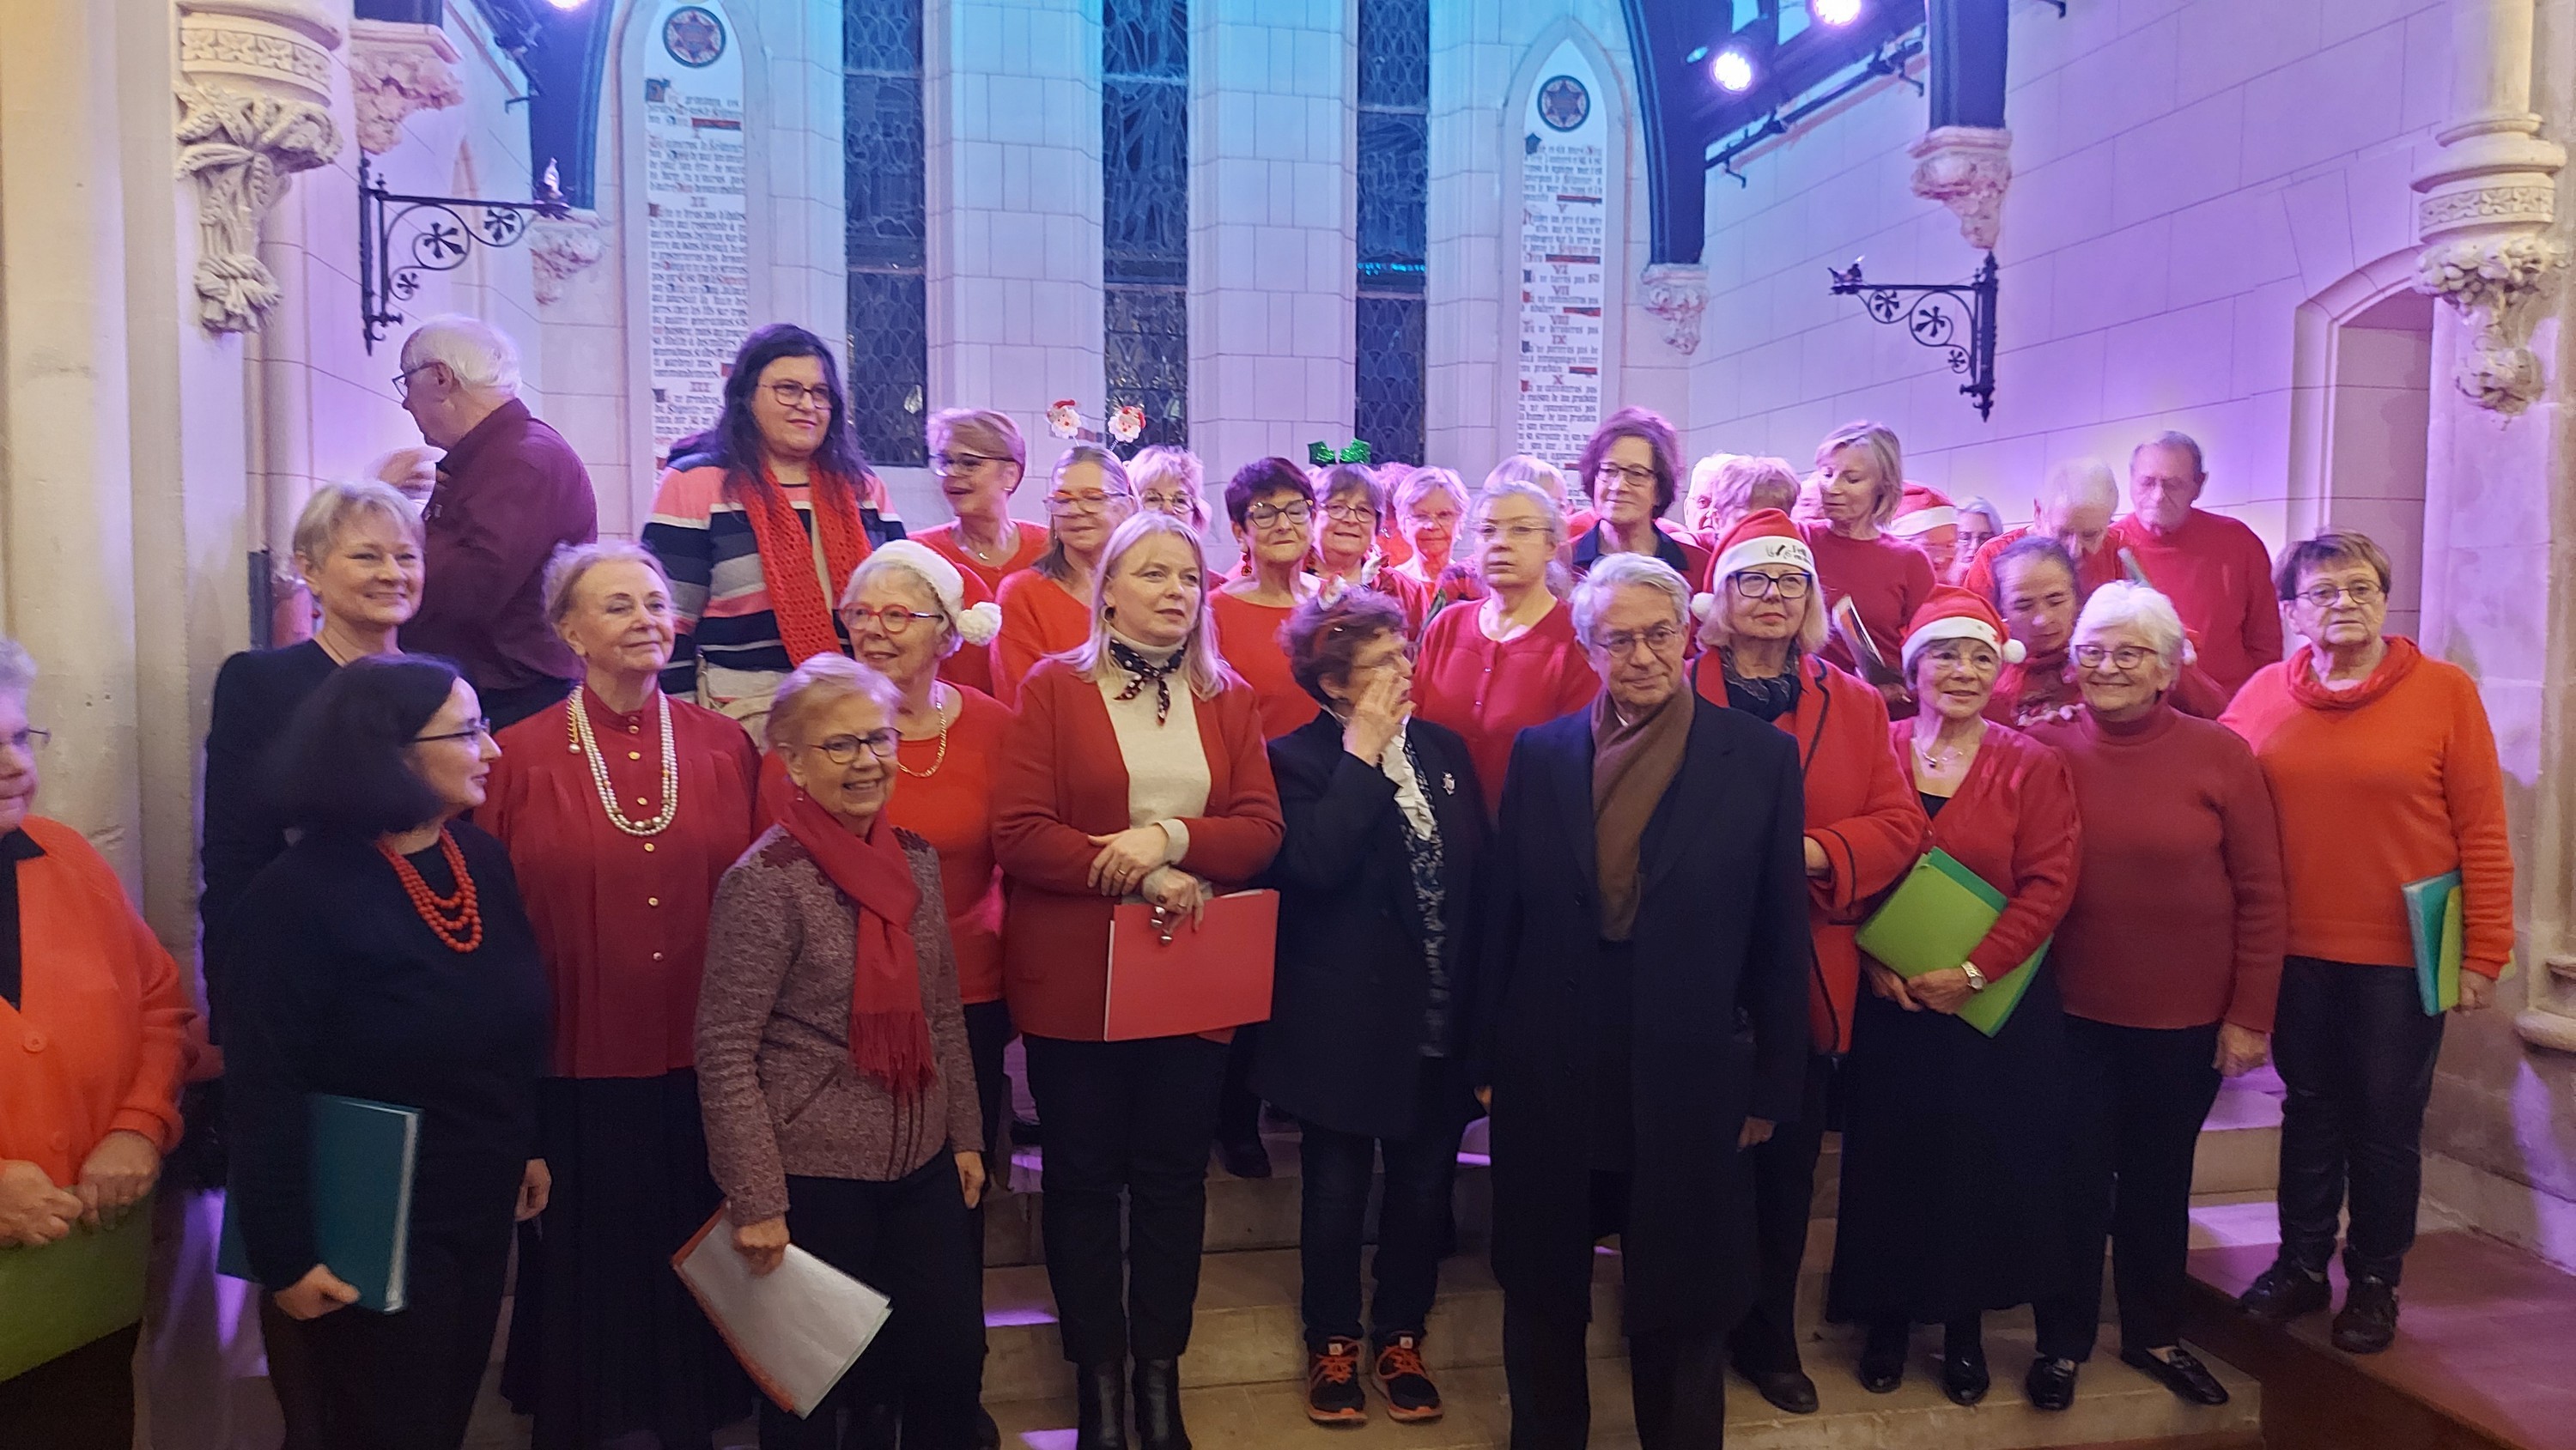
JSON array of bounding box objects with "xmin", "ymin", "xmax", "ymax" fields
[
  {"xmin": 990, "ymin": 658, "xmax": 1285, "ymax": 1040},
  {"xmin": 1881, "ymin": 720, "xmax": 2082, "ymax": 980},
  {"xmin": 1412, "ymin": 599, "xmax": 1601, "ymax": 819},
  {"xmin": 1210, "ymin": 591, "xmax": 1322, "ymax": 739},
  {"xmin": 1694, "ymin": 652, "xmax": 1929, "ymax": 1053}
]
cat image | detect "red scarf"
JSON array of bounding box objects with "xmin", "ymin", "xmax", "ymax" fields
[
  {"xmin": 778, "ymin": 787, "xmax": 935, "ymax": 1101},
  {"xmin": 2286, "ymin": 634, "xmax": 2420, "ymax": 712},
  {"xmin": 738, "ymin": 465, "xmax": 873, "ymax": 664}
]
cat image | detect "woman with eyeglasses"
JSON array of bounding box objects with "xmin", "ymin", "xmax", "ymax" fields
[
  {"xmin": 1685, "ymin": 510, "xmax": 1929, "ymax": 1417},
  {"xmin": 223, "ymin": 656, "xmax": 550, "ymax": 1450},
  {"xmin": 699, "ymin": 654, "xmax": 988, "ymax": 1450},
  {"xmin": 2220, "ymin": 532, "xmax": 2512, "ymax": 1356},
  {"xmin": 1210, "ymin": 458, "xmax": 1327, "ymax": 743},
  {"xmin": 643, "ymin": 325, "xmax": 903, "ymax": 738},
  {"xmin": 1801, "ymin": 422, "xmax": 1938, "ymax": 711},
  {"xmin": 475, "ymin": 543, "xmax": 761, "ymax": 1450},
  {"xmin": 1565, "ymin": 408, "xmax": 1713, "ymax": 586},
  {"xmin": 1309, "ymin": 464, "xmax": 1392, "ymax": 592},
  {"xmin": 1130, "ymin": 446, "xmax": 1212, "ymax": 535},
  {"xmin": 1384, "ymin": 467, "xmax": 1483, "ymax": 634},
  {"xmin": 2016, "ymin": 583, "xmax": 2283, "ymax": 1412},
  {"xmin": 1412, "ymin": 479, "xmax": 1601, "ymax": 821},
  {"xmin": 914, "ymin": 409, "xmax": 1038, "ymax": 696},
  {"xmin": 1826, "ymin": 587, "xmax": 2079, "ymax": 1410},
  {"xmin": 991, "ymin": 445, "xmax": 1139, "ymax": 708}
]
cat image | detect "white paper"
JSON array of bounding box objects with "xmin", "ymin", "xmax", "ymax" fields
[{"xmin": 676, "ymin": 1227, "xmax": 893, "ymax": 1417}]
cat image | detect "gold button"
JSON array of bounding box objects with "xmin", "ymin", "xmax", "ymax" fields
[
  {"xmin": 643, "ymin": 842, "xmax": 656, "ymax": 853},
  {"xmin": 568, "ymin": 744, "xmax": 580, "ymax": 754},
  {"xmin": 628, "ymin": 724, "xmax": 640, "ymax": 734},
  {"xmin": 636, "ymin": 797, "xmax": 650, "ymax": 805},
  {"xmin": 647, "ymin": 896, "xmax": 660, "ymax": 907},
  {"xmin": 628, "ymin": 750, "xmax": 642, "ymax": 761},
  {"xmin": 653, "ymin": 951, "xmax": 665, "ymax": 962}
]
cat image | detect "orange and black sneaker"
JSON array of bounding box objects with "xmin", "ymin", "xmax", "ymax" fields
[
  {"xmin": 1305, "ymin": 1337, "xmax": 1367, "ymax": 1425},
  {"xmin": 1371, "ymin": 1332, "xmax": 1443, "ymax": 1423}
]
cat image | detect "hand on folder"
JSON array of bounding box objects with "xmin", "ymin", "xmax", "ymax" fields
[
  {"xmin": 1905, "ymin": 965, "xmax": 1978, "ymax": 1016},
  {"xmin": 2457, "ymin": 971, "xmax": 2495, "ymax": 1013},
  {"xmin": 275, "ymin": 1264, "xmax": 362, "ymax": 1320},
  {"xmin": 0, "ymin": 1161, "xmax": 82, "ymax": 1248}
]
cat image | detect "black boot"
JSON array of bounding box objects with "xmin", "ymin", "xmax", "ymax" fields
[
  {"xmin": 1131, "ymin": 1356, "xmax": 1190, "ymax": 1450},
  {"xmin": 1074, "ymin": 1362, "xmax": 1130, "ymax": 1450}
]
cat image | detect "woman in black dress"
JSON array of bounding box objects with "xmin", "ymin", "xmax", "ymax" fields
[{"xmin": 222, "ymin": 656, "xmax": 550, "ymax": 1450}]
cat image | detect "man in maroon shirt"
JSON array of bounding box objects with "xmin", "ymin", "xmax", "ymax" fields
[
  {"xmin": 2107, "ymin": 432, "xmax": 2283, "ymax": 700},
  {"xmin": 395, "ymin": 315, "xmax": 598, "ymax": 729}
]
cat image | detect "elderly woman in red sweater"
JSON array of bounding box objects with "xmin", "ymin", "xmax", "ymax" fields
[
  {"xmin": 2023, "ymin": 583, "xmax": 2285, "ymax": 1412},
  {"xmin": 992, "ymin": 511, "xmax": 1284, "ymax": 1450},
  {"xmin": 2221, "ymin": 531, "xmax": 2512, "ymax": 1356},
  {"xmin": 1686, "ymin": 511, "xmax": 1928, "ymax": 1416},
  {"xmin": 1210, "ymin": 458, "xmax": 1326, "ymax": 743},
  {"xmin": 1827, "ymin": 587, "xmax": 2081, "ymax": 1409}
]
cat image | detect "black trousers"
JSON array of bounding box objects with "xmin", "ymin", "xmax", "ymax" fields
[
  {"xmin": 1218, "ymin": 1022, "xmax": 1265, "ymax": 1145},
  {"xmin": 763, "ymin": 1162, "xmax": 984, "ymax": 1450},
  {"xmin": 264, "ymin": 1220, "xmax": 513, "ymax": 1450},
  {"xmin": 1297, "ymin": 1059, "xmax": 1464, "ymax": 1350},
  {"xmin": 0, "ymin": 1322, "xmax": 138, "ymax": 1450},
  {"xmin": 1729, "ymin": 1052, "xmax": 1832, "ymax": 1374},
  {"xmin": 1022, "ymin": 1033, "xmax": 1227, "ymax": 1364},
  {"xmin": 2033, "ymin": 1017, "xmax": 2223, "ymax": 1361},
  {"xmin": 1502, "ymin": 1172, "xmax": 1727, "ymax": 1450},
  {"xmin": 2272, "ymin": 956, "xmax": 2445, "ymax": 1286}
]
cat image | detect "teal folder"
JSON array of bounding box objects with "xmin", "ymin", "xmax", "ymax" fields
[
  {"xmin": 0, "ymin": 1192, "xmax": 153, "ymax": 1381},
  {"xmin": 2403, "ymin": 871, "xmax": 2464, "ymax": 1016},
  {"xmin": 217, "ymin": 1095, "xmax": 420, "ymax": 1313},
  {"xmin": 1853, "ymin": 849, "xmax": 2049, "ymax": 1038}
]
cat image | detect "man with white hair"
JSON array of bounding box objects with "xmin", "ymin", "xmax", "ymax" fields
[
  {"xmin": 396, "ymin": 313, "xmax": 598, "ymax": 730},
  {"xmin": 2106, "ymin": 431, "xmax": 2283, "ymax": 700},
  {"xmin": 1959, "ymin": 457, "xmax": 2125, "ymax": 603}
]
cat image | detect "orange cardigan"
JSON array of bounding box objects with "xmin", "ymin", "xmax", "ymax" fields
[
  {"xmin": 2221, "ymin": 638, "xmax": 2515, "ymax": 976},
  {"xmin": 991, "ymin": 658, "xmax": 1285, "ymax": 1040},
  {"xmin": 0, "ymin": 817, "xmax": 195, "ymax": 1185}
]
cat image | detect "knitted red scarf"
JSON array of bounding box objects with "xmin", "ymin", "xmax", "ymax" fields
[
  {"xmin": 2286, "ymin": 635, "xmax": 2420, "ymax": 712},
  {"xmin": 778, "ymin": 787, "xmax": 934, "ymax": 1101},
  {"xmin": 738, "ymin": 465, "xmax": 872, "ymax": 664}
]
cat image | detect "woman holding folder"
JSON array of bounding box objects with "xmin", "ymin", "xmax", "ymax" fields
[
  {"xmin": 1796, "ymin": 422, "xmax": 1937, "ymax": 711},
  {"xmin": 1826, "ymin": 587, "xmax": 2080, "ymax": 1407},
  {"xmin": 991, "ymin": 511, "xmax": 1285, "ymax": 1450},
  {"xmin": 2221, "ymin": 532, "xmax": 2512, "ymax": 1356}
]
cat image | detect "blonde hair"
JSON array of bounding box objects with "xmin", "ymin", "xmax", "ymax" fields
[
  {"xmin": 1814, "ymin": 422, "xmax": 1905, "ymax": 526},
  {"xmin": 927, "ymin": 408, "xmax": 1026, "ymax": 474},
  {"xmin": 1033, "ymin": 444, "xmax": 1138, "ymax": 583},
  {"xmin": 291, "ymin": 480, "xmax": 423, "ymax": 567},
  {"xmin": 763, "ymin": 652, "xmax": 903, "ymax": 753},
  {"xmin": 1704, "ymin": 456, "xmax": 1801, "ymax": 525},
  {"xmin": 1694, "ymin": 564, "xmax": 1832, "ymax": 656},
  {"xmin": 1060, "ymin": 512, "xmax": 1231, "ymax": 700},
  {"xmin": 543, "ymin": 540, "xmax": 669, "ymax": 628}
]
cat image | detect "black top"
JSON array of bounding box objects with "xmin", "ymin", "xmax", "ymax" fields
[
  {"xmin": 1919, "ymin": 790, "xmax": 1949, "ymax": 819},
  {"xmin": 221, "ymin": 822, "xmax": 549, "ymax": 1288},
  {"xmin": 0, "ymin": 828, "xmax": 43, "ymax": 1009},
  {"xmin": 200, "ymin": 640, "xmax": 338, "ymax": 1040}
]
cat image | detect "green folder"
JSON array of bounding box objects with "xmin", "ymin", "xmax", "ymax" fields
[
  {"xmin": 0, "ymin": 1192, "xmax": 153, "ymax": 1382},
  {"xmin": 2402, "ymin": 870, "xmax": 2519, "ymax": 1016},
  {"xmin": 1853, "ymin": 849, "xmax": 2049, "ymax": 1038},
  {"xmin": 217, "ymin": 1094, "xmax": 420, "ymax": 1313}
]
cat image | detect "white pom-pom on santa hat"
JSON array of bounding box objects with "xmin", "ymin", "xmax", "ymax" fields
[
  {"xmin": 958, "ymin": 600, "xmax": 1004, "ymax": 647},
  {"xmin": 1690, "ymin": 592, "xmax": 1721, "ymax": 624},
  {"xmin": 859, "ymin": 539, "xmax": 1004, "ymax": 646}
]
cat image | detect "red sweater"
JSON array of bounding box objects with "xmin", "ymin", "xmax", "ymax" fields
[
  {"xmin": 1801, "ymin": 524, "xmax": 1936, "ymax": 676},
  {"xmin": 1695, "ymin": 652, "xmax": 1929, "ymax": 1053},
  {"xmin": 1882, "ymin": 721, "xmax": 2082, "ymax": 980},
  {"xmin": 1210, "ymin": 591, "xmax": 1323, "ymax": 739},
  {"xmin": 1412, "ymin": 599, "xmax": 1601, "ymax": 818},
  {"xmin": 2111, "ymin": 510, "xmax": 2283, "ymax": 698},
  {"xmin": 2026, "ymin": 705, "xmax": 2287, "ymax": 1031},
  {"xmin": 990, "ymin": 660, "xmax": 1285, "ymax": 1039},
  {"xmin": 990, "ymin": 572, "xmax": 1095, "ymax": 707},
  {"xmin": 2221, "ymin": 638, "xmax": 2514, "ymax": 976}
]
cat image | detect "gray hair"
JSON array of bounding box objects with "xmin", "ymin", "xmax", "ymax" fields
[
  {"xmin": 1394, "ymin": 464, "xmax": 1468, "ymax": 518},
  {"xmin": 291, "ymin": 479, "xmax": 424, "ymax": 566},
  {"xmin": 543, "ymin": 540, "xmax": 670, "ymax": 628},
  {"xmin": 2040, "ymin": 457, "xmax": 2121, "ymax": 514},
  {"xmin": 1034, "ymin": 444, "xmax": 1139, "ymax": 583},
  {"xmin": 1571, "ymin": 552, "xmax": 1691, "ymax": 643},
  {"xmin": 764, "ymin": 653, "xmax": 904, "ymax": 753},
  {"xmin": 398, "ymin": 313, "xmax": 522, "ymax": 395},
  {"xmin": 2130, "ymin": 430, "xmax": 2206, "ymax": 476},
  {"xmin": 844, "ymin": 549, "xmax": 963, "ymax": 658},
  {"xmin": 0, "ymin": 636, "xmax": 33, "ymax": 701},
  {"xmin": 1955, "ymin": 494, "xmax": 2005, "ymax": 532},
  {"xmin": 2074, "ymin": 580, "xmax": 2188, "ymax": 670},
  {"xmin": 1484, "ymin": 454, "xmax": 1567, "ymax": 503}
]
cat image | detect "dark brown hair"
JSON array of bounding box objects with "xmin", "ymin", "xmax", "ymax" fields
[
  {"xmin": 1224, "ymin": 457, "xmax": 1316, "ymax": 530},
  {"xmin": 1284, "ymin": 588, "xmax": 1410, "ymax": 707},
  {"xmin": 1575, "ymin": 406, "xmax": 1683, "ymax": 513}
]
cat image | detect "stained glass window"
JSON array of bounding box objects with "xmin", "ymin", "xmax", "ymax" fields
[
  {"xmin": 844, "ymin": 0, "xmax": 927, "ymax": 467},
  {"xmin": 1356, "ymin": 0, "xmax": 1429, "ymax": 465},
  {"xmin": 1103, "ymin": 0, "xmax": 1188, "ymax": 450}
]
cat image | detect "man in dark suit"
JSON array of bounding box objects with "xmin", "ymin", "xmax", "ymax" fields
[{"xmin": 1477, "ymin": 552, "xmax": 1811, "ymax": 1450}]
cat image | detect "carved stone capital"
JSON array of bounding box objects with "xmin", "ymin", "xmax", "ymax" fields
[
  {"xmin": 530, "ymin": 215, "xmax": 609, "ymax": 306},
  {"xmin": 1909, "ymin": 125, "xmax": 2013, "ymax": 252},
  {"xmin": 349, "ymin": 21, "xmax": 465, "ymax": 155},
  {"xmin": 177, "ymin": 0, "xmax": 343, "ymax": 105},
  {"xmin": 2415, "ymin": 232, "xmax": 2569, "ymax": 414},
  {"xmin": 1638, "ymin": 264, "xmax": 1709, "ymax": 355},
  {"xmin": 177, "ymin": 83, "xmax": 343, "ymax": 334}
]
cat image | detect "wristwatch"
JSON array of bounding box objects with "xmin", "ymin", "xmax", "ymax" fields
[{"xmin": 1960, "ymin": 963, "xmax": 1988, "ymax": 992}]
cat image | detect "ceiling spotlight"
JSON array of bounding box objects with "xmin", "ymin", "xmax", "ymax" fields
[
  {"xmin": 544, "ymin": 0, "xmax": 587, "ymax": 9},
  {"xmin": 1713, "ymin": 48, "xmax": 1756, "ymax": 93},
  {"xmin": 1814, "ymin": 0, "xmax": 1863, "ymax": 23}
]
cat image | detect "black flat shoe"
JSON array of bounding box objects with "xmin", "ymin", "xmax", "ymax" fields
[
  {"xmin": 2237, "ymin": 1259, "xmax": 2330, "ymax": 1324},
  {"xmin": 2332, "ymin": 1277, "xmax": 2400, "ymax": 1354},
  {"xmin": 1856, "ymin": 1338, "xmax": 1907, "ymax": 1395},
  {"xmin": 1941, "ymin": 1344, "xmax": 1990, "ymax": 1406},
  {"xmin": 1214, "ymin": 1135, "xmax": 1272, "ymax": 1179},
  {"xmin": 1732, "ymin": 1360, "xmax": 1820, "ymax": 1414},
  {"xmin": 1132, "ymin": 1356, "xmax": 1190, "ymax": 1450},
  {"xmin": 1074, "ymin": 1362, "xmax": 1130, "ymax": 1450},
  {"xmin": 2121, "ymin": 1345, "xmax": 2230, "ymax": 1405},
  {"xmin": 2026, "ymin": 1355, "xmax": 2078, "ymax": 1411}
]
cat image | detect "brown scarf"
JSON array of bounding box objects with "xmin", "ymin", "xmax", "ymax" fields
[
  {"xmin": 778, "ymin": 787, "xmax": 935, "ymax": 1101},
  {"xmin": 1591, "ymin": 688, "xmax": 1694, "ymax": 941},
  {"xmin": 738, "ymin": 465, "xmax": 874, "ymax": 665}
]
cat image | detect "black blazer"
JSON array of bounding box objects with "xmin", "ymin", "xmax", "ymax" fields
[
  {"xmin": 1477, "ymin": 695, "xmax": 1810, "ymax": 1334},
  {"xmin": 1250, "ymin": 713, "xmax": 1485, "ymax": 1141},
  {"xmin": 200, "ymin": 640, "xmax": 337, "ymax": 1039}
]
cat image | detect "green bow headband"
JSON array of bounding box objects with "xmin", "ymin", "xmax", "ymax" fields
[{"xmin": 1308, "ymin": 440, "xmax": 1372, "ymax": 467}]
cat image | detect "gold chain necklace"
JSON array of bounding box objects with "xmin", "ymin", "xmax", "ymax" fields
[
  {"xmin": 568, "ymin": 690, "xmax": 680, "ymax": 836},
  {"xmin": 897, "ymin": 684, "xmax": 952, "ymax": 779}
]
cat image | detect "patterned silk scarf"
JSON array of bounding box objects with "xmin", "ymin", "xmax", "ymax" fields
[{"xmin": 1107, "ymin": 637, "xmax": 1184, "ymax": 725}]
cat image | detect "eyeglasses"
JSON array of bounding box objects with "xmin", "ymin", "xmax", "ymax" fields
[
  {"xmin": 2296, "ymin": 581, "xmax": 2384, "ymax": 610},
  {"xmin": 414, "ymin": 718, "xmax": 495, "ymax": 744},
  {"xmin": 762, "ymin": 380, "xmax": 835, "ymax": 412},
  {"xmin": 842, "ymin": 604, "xmax": 945, "ymax": 636},
  {"xmin": 2073, "ymin": 644, "xmax": 2159, "ymax": 670},
  {"xmin": 930, "ymin": 451, "xmax": 1003, "ymax": 476},
  {"xmin": 390, "ymin": 362, "xmax": 436, "ymax": 397},
  {"xmin": 1594, "ymin": 462, "xmax": 1658, "ymax": 488},
  {"xmin": 1045, "ymin": 490, "xmax": 1127, "ymax": 515},
  {"xmin": 1589, "ymin": 622, "xmax": 1685, "ymax": 657},
  {"xmin": 3, "ymin": 727, "xmax": 49, "ymax": 753},
  {"xmin": 1321, "ymin": 501, "xmax": 1378, "ymax": 524},
  {"xmin": 1473, "ymin": 522, "xmax": 1550, "ymax": 543},
  {"xmin": 1246, "ymin": 501, "xmax": 1313, "ymax": 528},
  {"xmin": 1138, "ymin": 490, "xmax": 1198, "ymax": 516},
  {"xmin": 1728, "ymin": 571, "xmax": 1813, "ymax": 600},
  {"xmin": 798, "ymin": 731, "xmax": 902, "ymax": 765}
]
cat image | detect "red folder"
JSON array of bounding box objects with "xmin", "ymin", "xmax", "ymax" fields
[{"xmin": 1103, "ymin": 889, "xmax": 1279, "ymax": 1040}]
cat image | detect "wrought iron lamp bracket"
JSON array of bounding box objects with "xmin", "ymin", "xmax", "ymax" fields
[
  {"xmin": 1827, "ymin": 252, "xmax": 2001, "ymax": 420},
  {"xmin": 359, "ymin": 155, "xmax": 569, "ymax": 352}
]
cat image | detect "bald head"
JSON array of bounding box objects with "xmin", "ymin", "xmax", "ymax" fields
[{"xmin": 2036, "ymin": 458, "xmax": 2119, "ymax": 560}]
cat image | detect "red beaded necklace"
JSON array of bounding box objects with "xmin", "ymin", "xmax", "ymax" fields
[{"xmin": 379, "ymin": 827, "xmax": 484, "ymax": 953}]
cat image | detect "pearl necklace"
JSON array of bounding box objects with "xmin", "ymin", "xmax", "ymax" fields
[
  {"xmin": 897, "ymin": 684, "xmax": 951, "ymax": 780},
  {"xmin": 568, "ymin": 689, "xmax": 681, "ymax": 836}
]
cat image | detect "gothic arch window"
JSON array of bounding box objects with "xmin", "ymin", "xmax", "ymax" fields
[
  {"xmin": 1356, "ymin": 0, "xmax": 1428, "ymax": 465},
  {"xmin": 845, "ymin": 0, "xmax": 928, "ymax": 466},
  {"xmin": 1104, "ymin": 0, "xmax": 1189, "ymax": 450}
]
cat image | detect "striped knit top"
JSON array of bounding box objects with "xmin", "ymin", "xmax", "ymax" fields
[{"xmin": 641, "ymin": 455, "xmax": 906, "ymax": 705}]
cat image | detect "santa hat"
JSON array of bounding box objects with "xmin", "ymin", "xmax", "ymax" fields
[
  {"xmin": 1692, "ymin": 508, "xmax": 1816, "ymax": 622},
  {"xmin": 1886, "ymin": 482, "xmax": 1958, "ymax": 538},
  {"xmin": 1900, "ymin": 585, "xmax": 2026, "ymax": 668},
  {"xmin": 854, "ymin": 540, "xmax": 1005, "ymax": 646}
]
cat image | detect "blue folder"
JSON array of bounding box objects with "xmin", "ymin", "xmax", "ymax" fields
[{"xmin": 217, "ymin": 1094, "xmax": 420, "ymax": 1313}]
